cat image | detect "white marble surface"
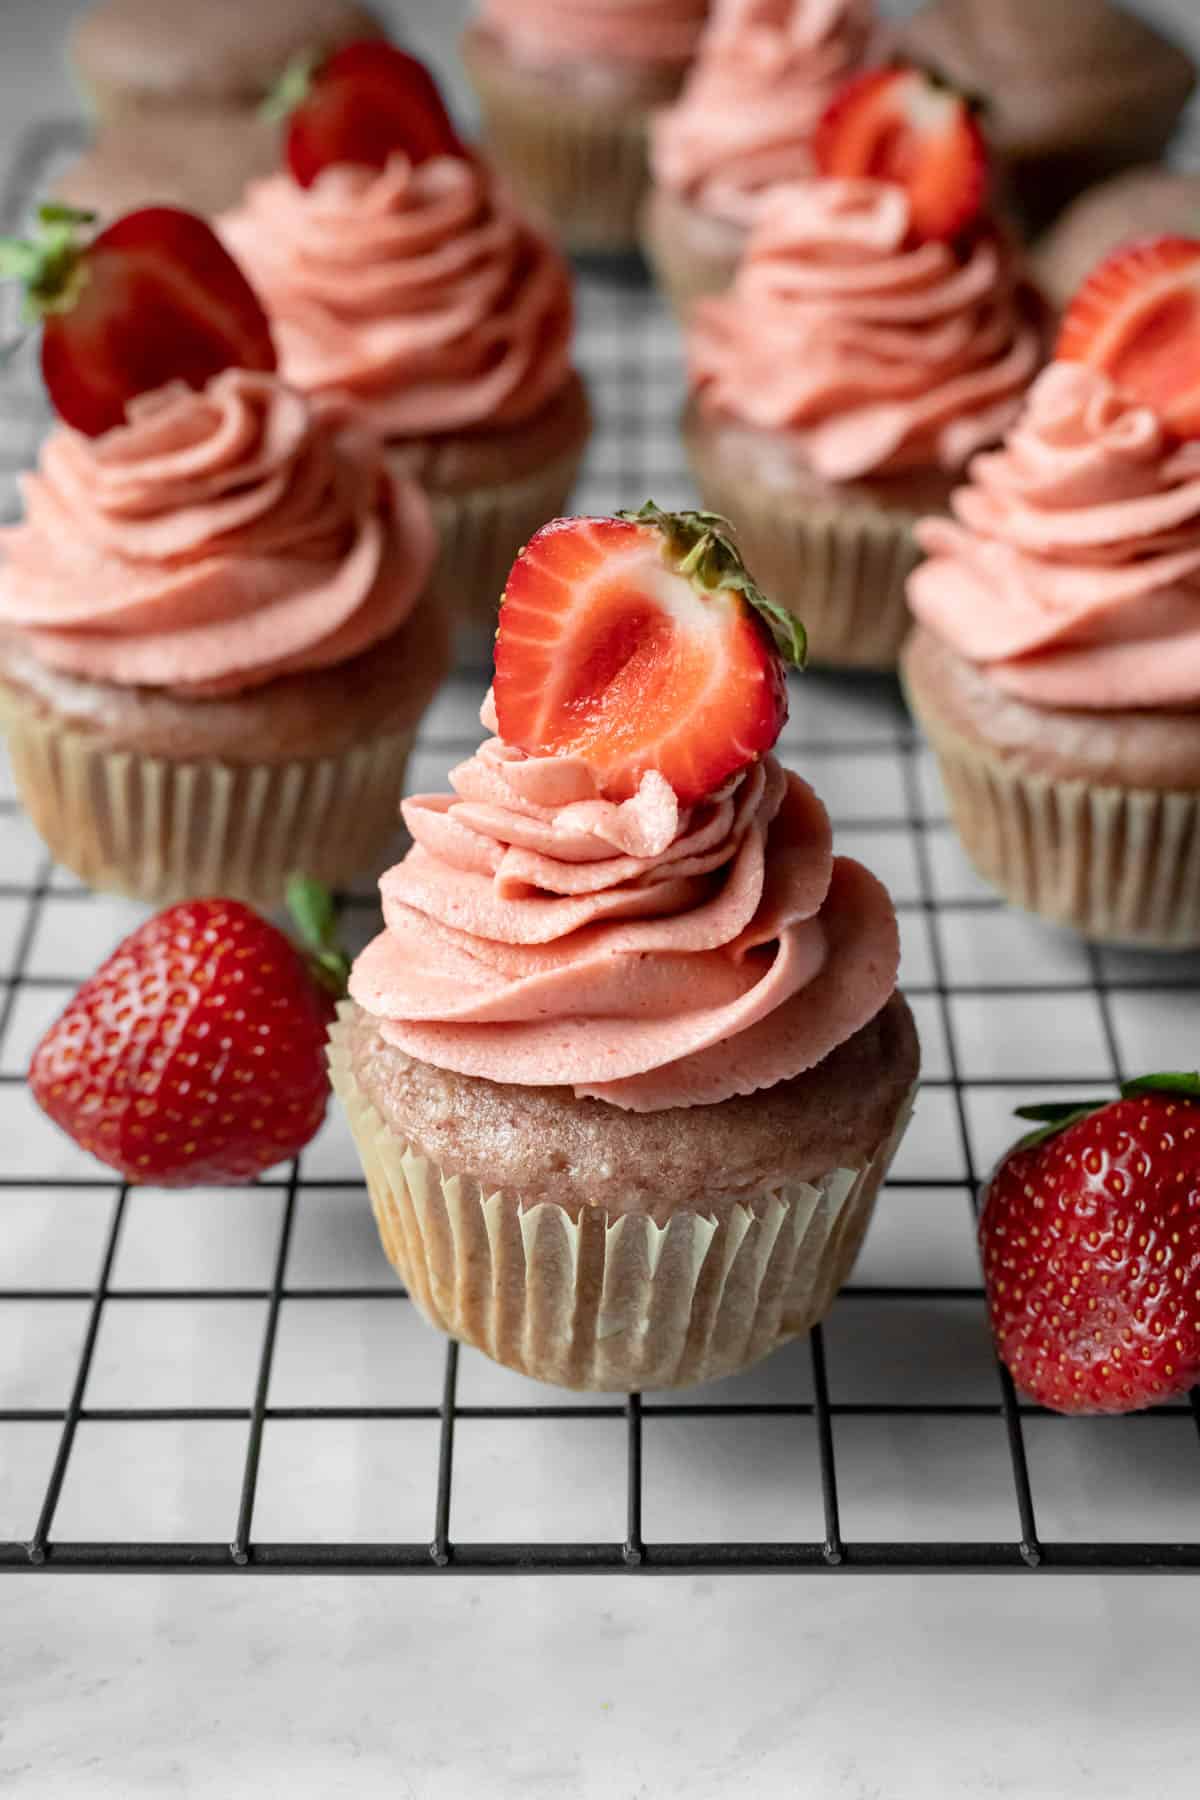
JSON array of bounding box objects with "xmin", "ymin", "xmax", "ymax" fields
[{"xmin": 2, "ymin": 2, "xmax": 1200, "ymax": 1796}]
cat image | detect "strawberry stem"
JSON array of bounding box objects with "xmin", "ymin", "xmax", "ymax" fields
[
  {"xmin": 286, "ymin": 873, "xmax": 350, "ymax": 1000},
  {"xmin": 261, "ymin": 49, "xmax": 321, "ymax": 124},
  {"xmin": 0, "ymin": 204, "xmax": 95, "ymax": 321},
  {"xmin": 618, "ymin": 500, "xmax": 807, "ymax": 669}
]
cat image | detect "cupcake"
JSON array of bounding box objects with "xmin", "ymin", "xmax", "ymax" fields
[
  {"xmin": 50, "ymin": 112, "xmax": 280, "ymax": 222},
  {"xmin": 69, "ymin": 0, "xmax": 382, "ymax": 122},
  {"xmin": 0, "ymin": 207, "xmax": 445, "ymax": 906},
  {"xmin": 329, "ymin": 503, "xmax": 918, "ymax": 1391},
  {"xmin": 683, "ymin": 71, "xmax": 1044, "ymax": 668},
  {"xmin": 220, "ymin": 43, "xmax": 590, "ymax": 648},
  {"xmin": 899, "ymin": 0, "xmax": 1197, "ymax": 237},
  {"xmin": 1034, "ymin": 168, "xmax": 1200, "ymax": 313},
  {"xmin": 903, "ymin": 239, "xmax": 1200, "ymax": 947},
  {"xmin": 461, "ymin": 0, "xmax": 711, "ymax": 255},
  {"xmin": 643, "ymin": 0, "xmax": 879, "ymax": 317}
]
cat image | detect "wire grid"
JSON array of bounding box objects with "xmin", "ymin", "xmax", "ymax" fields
[{"xmin": 2, "ymin": 124, "xmax": 1200, "ymax": 1576}]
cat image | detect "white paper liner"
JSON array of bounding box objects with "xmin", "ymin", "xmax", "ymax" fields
[
  {"xmin": 329, "ymin": 1009, "xmax": 915, "ymax": 1391},
  {"xmin": 0, "ymin": 691, "xmax": 417, "ymax": 907},
  {"xmin": 689, "ymin": 461, "xmax": 923, "ymax": 671},
  {"xmin": 916, "ymin": 702, "xmax": 1200, "ymax": 947}
]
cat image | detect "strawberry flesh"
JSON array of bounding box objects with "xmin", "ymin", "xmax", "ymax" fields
[
  {"xmin": 285, "ymin": 42, "xmax": 464, "ymax": 188},
  {"xmin": 29, "ymin": 899, "xmax": 333, "ymax": 1186},
  {"xmin": 493, "ymin": 508, "xmax": 796, "ymax": 807},
  {"xmin": 812, "ymin": 64, "xmax": 988, "ymax": 244},
  {"xmin": 981, "ymin": 1091, "xmax": 1200, "ymax": 1414},
  {"xmin": 1057, "ymin": 235, "xmax": 1200, "ymax": 439}
]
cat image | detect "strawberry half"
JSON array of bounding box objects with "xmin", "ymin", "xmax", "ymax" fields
[
  {"xmin": 1056, "ymin": 236, "xmax": 1200, "ymax": 439},
  {"xmin": 981, "ymin": 1073, "xmax": 1200, "ymax": 1415},
  {"xmin": 0, "ymin": 203, "xmax": 276, "ymax": 437},
  {"xmin": 811, "ymin": 63, "xmax": 988, "ymax": 243},
  {"xmin": 28, "ymin": 881, "xmax": 347, "ymax": 1187},
  {"xmin": 492, "ymin": 503, "xmax": 804, "ymax": 807},
  {"xmin": 267, "ymin": 40, "xmax": 464, "ymax": 188}
]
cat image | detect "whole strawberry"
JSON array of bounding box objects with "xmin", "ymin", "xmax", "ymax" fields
[
  {"xmin": 981, "ymin": 1074, "xmax": 1200, "ymax": 1414},
  {"xmin": 267, "ymin": 41, "xmax": 464, "ymax": 188},
  {"xmin": 29, "ymin": 883, "xmax": 346, "ymax": 1186}
]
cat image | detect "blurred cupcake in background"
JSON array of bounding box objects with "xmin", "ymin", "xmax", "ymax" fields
[
  {"xmin": 222, "ymin": 42, "xmax": 590, "ymax": 649},
  {"xmin": 461, "ymin": 0, "xmax": 711, "ymax": 255},
  {"xmin": 58, "ymin": 0, "xmax": 383, "ymax": 220},
  {"xmin": 899, "ymin": 0, "xmax": 1196, "ymax": 238},
  {"xmin": 644, "ymin": 0, "xmax": 880, "ymax": 317},
  {"xmin": 683, "ymin": 65, "xmax": 1044, "ymax": 669},
  {"xmin": 1033, "ymin": 169, "xmax": 1200, "ymax": 313},
  {"xmin": 904, "ymin": 238, "xmax": 1200, "ymax": 947},
  {"xmin": 0, "ymin": 206, "xmax": 445, "ymax": 905}
]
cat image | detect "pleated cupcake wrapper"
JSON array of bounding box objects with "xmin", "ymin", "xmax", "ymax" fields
[
  {"xmin": 0, "ymin": 690, "xmax": 417, "ymax": 908},
  {"xmin": 419, "ymin": 445, "xmax": 589, "ymax": 662},
  {"xmin": 689, "ymin": 464, "xmax": 921, "ymax": 671},
  {"xmin": 464, "ymin": 52, "xmax": 651, "ymax": 253},
  {"xmin": 329, "ymin": 1009, "xmax": 915, "ymax": 1392},
  {"xmin": 913, "ymin": 700, "xmax": 1200, "ymax": 948}
]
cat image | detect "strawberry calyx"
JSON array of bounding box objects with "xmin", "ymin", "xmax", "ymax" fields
[
  {"xmin": 0, "ymin": 203, "xmax": 96, "ymax": 321},
  {"xmin": 261, "ymin": 48, "xmax": 323, "ymax": 125},
  {"xmin": 616, "ymin": 501, "xmax": 807, "ymax": 669},
  {"xmin": 1013, "ymin": 1071, "xmax": 1200, "ymax": 1148},
  {"xmin": 285, "ymin": 874, "xmax": 350, "ymax": 1002}
]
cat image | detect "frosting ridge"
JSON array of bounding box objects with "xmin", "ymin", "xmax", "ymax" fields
[
  {"xmin": 0, "ymin": 369, "xmax": 435, "ymax": 697},
  {"xmin": 908, "ymin": 361, "xmax": 1200, "ymax": 711},
  {"xmin": 689, "ymin": 178, "xmax": 1043, "ymax": 479},
  {"xmin": 349, "ymin": 701, "xmax": 899, "ymax": 1111},
  {"xmin": 221, "ymin": 153, "xmax": 574, "ymax": 439},
  {"xmin": 652, "ymin": 0, "xmax": 876, "ymax": 226}
]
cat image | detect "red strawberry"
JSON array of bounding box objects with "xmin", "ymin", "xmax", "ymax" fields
[
  {"xmin": 492, "ymin": 503, "xmax": 804, "ymax": 807},
  {"xmin": 980, "ymin": 1074, "xmax": 1200, "ymax": 1415},
  {"xmin": 811, "ymin": 64, "xmax": 988, "ymax": 243},
  {"xmin": 28, "ymin": 883, "xmax": 348, "ymax": 1186},
  {"xmin": 269, "ymin": 41, "xmax": 464, "ymax": 188},
  {"xmin": 0, "ymin": 203, "xmax": 276, "ymax": 437},
  {"xmin": 1056, "ymin": 236, "xmax": 1200, "ymax": 439}
]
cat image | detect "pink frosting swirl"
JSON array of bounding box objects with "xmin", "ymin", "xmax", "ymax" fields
[
  {"xmin": 349, "ymin": 698, "xmax": 899, "ymax": 1111},
  {"xmin": 652, "ymin": 0, "xmax": 877, "ymax": 226},
  {"xmin": 221, "ymin": 154, "xmax": 574, "ymax": 439},
  {"xmin": 689, "ymin": 179, "xmax": 1043, "ymax": 480},
  {"xmin": 908, "ymin": 362, "xmax": 1200, "ymax": 711},
  {"xmin": 0, "ymin": 370, "xmax": 435, "ymax": 698},
  {"xmin": 479, "ymin": 0, "xmax": 709, "ymax": 65}
]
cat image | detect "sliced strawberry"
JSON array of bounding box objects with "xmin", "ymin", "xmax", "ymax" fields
[
  {"xmin": 0, "ymin": 204, "xmax": 276, "ymax": 437},
  {"xmin": 492, "ymin": 504, "xmax": 804, "ymax": 807},
  {"xmin": 811, "ymin": 64, "xmax": 988, "ymax": 244},
  {"xmin": 1056, "ymin": 236, "xmax": 1200, "ymax": 438},
  {"xmin": 271, "ymin": 41, "xmax": 464, "ymax": 188}
]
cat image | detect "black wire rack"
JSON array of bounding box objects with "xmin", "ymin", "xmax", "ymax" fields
[{"xmin": 1, "ymin": 122, "xmax": 1199, "ymax": 1577}]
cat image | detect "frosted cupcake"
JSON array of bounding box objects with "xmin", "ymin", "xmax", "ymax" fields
[
  {"xmin": 0, "ymin": 371, "xmax": 443, "ymax": 905},
  {"xmin": 221, "ymin": 45, "xmax": 589, "ymax": 646},
  {"xmin": 461, "ymin": 1, "xmax": 711, "ymax": 255},
  {"xmin": 329, "ymin": 503, "xmax": 918, "ymax": 1391},
  {"xmin": 644, "ymin": 0, "xmax": 879, "ymax": 317},
  {"xmin": 686, "ymin": 148, "xmax": 1044, "ymax": 667}
]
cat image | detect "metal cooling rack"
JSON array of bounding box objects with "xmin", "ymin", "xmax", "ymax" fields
[{"xmin": 1, "ymin": 123, "xmax": 1199, "ymax": 1577}]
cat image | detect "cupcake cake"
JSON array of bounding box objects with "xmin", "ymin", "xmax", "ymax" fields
[
  {"xmin": 644, "ymin": 0, "xmax": 879, "ymax": 317},
  {"xmin": 461, "ymin": 0, "xmax": 711, "ymax": 255},
  {"xmin": 1034, "ymin": 168, "xmax": 1200, "ymax": 313},
  {"xmin": 903, "ymin": 239, "xmax": 1200, "ymax": 946},
  {"xmin": 221, "ymin": 43, "xmax": 590, "ymax": 648},
  {"xmin": 683, "ymin": 66, "xmax": 1044, "ymax": 669},
  {"xmin": 899, "ymin": 0, "xmax": 1197, "ymax": 237},
  {"xmin": 50, "ymin": 112, "xmax": 281, "ymax": 222},
  {"xmin": 329, "ymin": 503, "xmax": 918, "ymax": 1391},
  {"xmin": 0, "ymin": 207, "xmax": 445, "ymax": 906}
]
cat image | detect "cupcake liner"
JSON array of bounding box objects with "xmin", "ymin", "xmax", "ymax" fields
[
  {"xmin": 463, "ymin": 42, "xmax": 653, "ymax": 253},
  {"xmin": 422, "ymin": 444, "xmax": 589, "ymax": 660},
  {"xmin": 688, "ymin": 459, "xmax": 923, "ymax": 671},
  {"xmin": 912, "ymin": 699, "xmax": 1200, "ymax": 947},
  {"xmin": 329, "ymin": 1008, "xmax": 915, "ymax": 1391},
  {"xmin": 640, "ymin": 186, "xmax": 742, "ymax": 320},
  {"xmin": 0, "ymin": 689, "xmax": 418, "ymax": 908}
]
